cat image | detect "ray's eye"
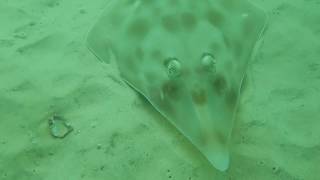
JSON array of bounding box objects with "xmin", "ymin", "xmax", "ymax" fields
[
  {"xmin": 201, "ymin": 53, "xmax": 217, "ymax": 73},
  {"xmin": 165, "ymin": 58, "xmax": 181, "ymax": 78}
]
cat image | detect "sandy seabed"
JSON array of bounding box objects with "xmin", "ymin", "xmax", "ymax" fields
[{"xmin": 0, "ymin": 0, "xmax": 319, "ymax": 179}]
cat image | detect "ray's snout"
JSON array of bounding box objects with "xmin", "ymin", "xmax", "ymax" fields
[{"xmin": 190, "ymin": 86, "xmax": 231, "ymax": 171}]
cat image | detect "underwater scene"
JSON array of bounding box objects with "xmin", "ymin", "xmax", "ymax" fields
[{"xmin": 0, "ymin": 0, "xmax": 319, "ymax": 179}]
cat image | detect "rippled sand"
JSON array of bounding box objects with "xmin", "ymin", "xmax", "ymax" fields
[{"xmin": 0, "ymin": 0, "xmax": 319, "ymax": 179}]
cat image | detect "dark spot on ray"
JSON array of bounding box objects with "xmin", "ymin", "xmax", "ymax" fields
[
  {"xmin": 181, "ymin": 12, "xmax": 198, "ymax": 30},
  {"xmin": 162, "ymin": 80, "xmax": 181, "ymax": 100},
  {"xmin": 192, "ymin": 88, "xmax": 207, "ymax": 105},
  {"xmin": 212, "ymin": 74, "xmax": 227, "ymax": 95},
  {"xmin": 215, "ymin": 131, "xmax": 227, "ymax": 145},
  {"xmin": 127, "ymin": 18, "xmax": 150, "ymax": 38},
  {"xmin": 202, "ymin": 131, "xmax": 227, "ymax": 146},
  {"xmin": 206, "ymin": 9, "xmax": 224, "ymax": 27},
  {"xmin": 161, "ymin": 15, "xmax": 180, "ymax": 33}
]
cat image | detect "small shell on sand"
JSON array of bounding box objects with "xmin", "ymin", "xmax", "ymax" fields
[{"xmin": 48, "ymin": 114, "xmax": 73, "ymax": 139}]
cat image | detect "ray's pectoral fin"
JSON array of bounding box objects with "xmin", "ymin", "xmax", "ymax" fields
[{"xmin": 86, "ymin": 16, "xmax": 113, "ymax": 64}]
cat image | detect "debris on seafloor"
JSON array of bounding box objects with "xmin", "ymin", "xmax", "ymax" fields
[{"xmin": 48, "ymin": 114, "xmax": 73, "ymax": 139}]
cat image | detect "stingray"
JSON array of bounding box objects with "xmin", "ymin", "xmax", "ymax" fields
[{"xmin": 86, "ymin": 0, "xmax": 267, "ymax": 171}]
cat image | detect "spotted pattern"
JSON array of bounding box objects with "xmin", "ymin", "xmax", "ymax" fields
[
  {"xmin": 127, "ymin": 18, "xmax": 150, "ymax": 38},
  {"xmin": 87, "ymin": 0, "xmax": 268, "ymax": 171}
]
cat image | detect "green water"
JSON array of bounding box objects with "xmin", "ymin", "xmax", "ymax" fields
[{"xmin": 0, "ymin": 0, "xmax": 319, "ymax": 180}]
